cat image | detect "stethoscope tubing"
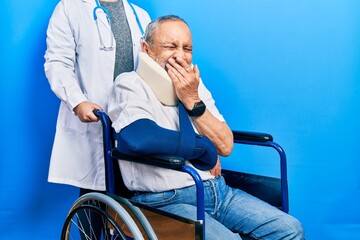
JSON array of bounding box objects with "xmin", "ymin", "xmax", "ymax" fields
[{"xmin": 93, "ymin": 0, "xmax": 144, "ymax": 35}]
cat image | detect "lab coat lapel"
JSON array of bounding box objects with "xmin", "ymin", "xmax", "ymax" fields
[{"xmin": 123, "ymin": 0, "xmax": 144, "ymax": 67}]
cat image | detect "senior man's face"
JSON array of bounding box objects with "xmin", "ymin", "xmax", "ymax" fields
[{"xmin": 144, "ymin": 20, "xmax": 193, "ymax": 69}]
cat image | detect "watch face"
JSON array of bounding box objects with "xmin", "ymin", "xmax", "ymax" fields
[{"xmin": 188, "ymin": 101, "xmax": 206, "ymax": 117}]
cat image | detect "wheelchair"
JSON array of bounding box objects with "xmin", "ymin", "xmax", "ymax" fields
[{"xmin": 61, "ymin": 110, "xmax": 289, "ymax": 240}]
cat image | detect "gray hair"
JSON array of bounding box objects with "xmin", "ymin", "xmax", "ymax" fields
[{"xmin": 143, "ymin": 15, "xmax": 189, "ymax": 46}]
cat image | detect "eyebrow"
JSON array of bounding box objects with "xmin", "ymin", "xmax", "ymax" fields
[{"xmin": 157, "ymin": 41, "xmax": 192, "ymax": 46}]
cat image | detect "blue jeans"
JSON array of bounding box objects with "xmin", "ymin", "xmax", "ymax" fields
[{"xmin": 131, "ymin": 176, "xmax": 304, "ymax": 240}]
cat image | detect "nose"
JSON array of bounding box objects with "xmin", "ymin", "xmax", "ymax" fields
[{"xmin": 172, "ymin": 47, "xmax": 188, "ymax": 62}]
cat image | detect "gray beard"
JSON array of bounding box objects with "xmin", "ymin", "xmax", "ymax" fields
[{"xmin": 154, "ymin": 58, "xmax": 167, "ymax": 69}]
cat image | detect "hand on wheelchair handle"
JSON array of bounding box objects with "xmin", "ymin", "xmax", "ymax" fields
[{"xmin": 73, "ymin": 101, "xmax": 102, "ymax": 122}]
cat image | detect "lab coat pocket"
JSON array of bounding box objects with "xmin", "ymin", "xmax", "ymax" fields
[{"xmin": 58, "ymin": 103, "xmax": 88, "ymax": 134}]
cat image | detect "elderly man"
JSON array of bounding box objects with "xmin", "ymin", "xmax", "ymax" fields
[{"xmin": 108, "ymin": 15, "xmax": 304, "ymax": 240}]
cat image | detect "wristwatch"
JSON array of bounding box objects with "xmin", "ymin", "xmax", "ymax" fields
[{"xmin": 187, "ymin": 100, "xmax": 206, "ymax": 117}]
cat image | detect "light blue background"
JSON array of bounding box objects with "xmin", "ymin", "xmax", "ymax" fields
[{"xmin": 1, "ymin": 0, "xmax": 359, "ymax": 239}]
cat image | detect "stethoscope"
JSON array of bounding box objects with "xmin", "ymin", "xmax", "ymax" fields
[{"xmin": 93, "ymin": 0, "xmax": 145, "ymax": 51}]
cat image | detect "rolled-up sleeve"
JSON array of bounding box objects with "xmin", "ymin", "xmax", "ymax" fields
[{"xmin": 198, "ymin": 78, "xmax": 225, "ymax": 122}]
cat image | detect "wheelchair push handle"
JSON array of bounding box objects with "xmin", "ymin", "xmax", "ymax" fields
[{"xmin": 93, "ymin": 108, "xmax": 104, "ymax": 118}]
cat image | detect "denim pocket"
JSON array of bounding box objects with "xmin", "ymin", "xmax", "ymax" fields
[{"xmin": 132, "ymin": 190, "xmax": 177, "ymax": 208}]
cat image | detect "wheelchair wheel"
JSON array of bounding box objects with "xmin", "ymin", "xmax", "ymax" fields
[{"xmin": 61, "ymin": 192, "xmax": 145, "ymax": 240}]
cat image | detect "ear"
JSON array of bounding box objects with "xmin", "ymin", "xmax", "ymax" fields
[{"xmin": 141, "ymin": 41, "xmax": 149, "ymax": 53}]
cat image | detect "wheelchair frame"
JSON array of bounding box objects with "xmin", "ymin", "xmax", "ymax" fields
[{"xmin": 61, "ymin": 110, "xmax": 289, "ymax": 240}]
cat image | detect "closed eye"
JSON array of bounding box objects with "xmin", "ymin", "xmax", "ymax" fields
[
  {"xmin": 162, "ymin": 45, "xmax": 177, "ymax": 50},
  {"xmin": 184, "ymin": 47, "xmax": 192, "ymax": 52}
]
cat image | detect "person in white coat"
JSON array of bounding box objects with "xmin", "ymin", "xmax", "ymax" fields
[{"xmin": 44, "ymin": 0, "xmax": 151, "ymax": 194}]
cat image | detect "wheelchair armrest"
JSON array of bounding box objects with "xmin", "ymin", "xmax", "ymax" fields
[
  {"xmin": 232, "ymin": 130, "xmax": 273, "ymax": 142},
  {"xmin": 111, "ymin": 148, "xmax": 185, "ymax": 170},
  {"xmin": 232, "ymin": 130, "xmax": 289, "ymax": 213}
]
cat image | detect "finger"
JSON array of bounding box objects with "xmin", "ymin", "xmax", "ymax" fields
[
  {"xmin": 174, "ymin": 57, "xmax": 189, "ymax": 69},
  {"xmin": 166, "ymin": 65, "xmax": 180, "ymax": 82},
  {"xmin": 91, "ymin": 103, "xmax": 103, "ymax": 112},
  {"xmin": 193, "ymin": 64, "xmax": 200, "ymax": 79},
  {"xmin": 217, "ymin": 167, "xmax": 222, "ymax": 178},
  {"xmin": 210, "ymin": 166, "xmax": 220, "ymax": 178},
  {"xmin": 83, "ymin": 104, "xmax": 101, "ymax": 122},
  {"xmin": 88, "ymin": 113, "xmax": 99, "ymax": 122},
  {"xmin": 168, "ymin": 58, "xmax": 189, "ymax": 77},
  {"xmin": 80, "ymin": 116, "xmax": 92, "ymax": 123},
  {"xmin": 89, "ymin": 108, "xmax": 102, "ymax": 122},
  {"xmin": 212, "ymin": 169, "xmax": 219, "ymax": 178},
  {"xmin": 216, "ymin": 167, "xmax": 220, "ymax": 178},
  {"xmin": 167, "ymin": 64, "xmax": 188, "ymax": 88}
]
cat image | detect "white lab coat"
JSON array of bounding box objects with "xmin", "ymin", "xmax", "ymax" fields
[{"xmin": 44, "ymin": 0, "xmax": 151, "ymax": 191}]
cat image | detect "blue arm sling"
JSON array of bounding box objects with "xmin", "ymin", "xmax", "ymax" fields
[{"xmin": 116, "ymin": 103, "xmax": 218, "ymax": 170}]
